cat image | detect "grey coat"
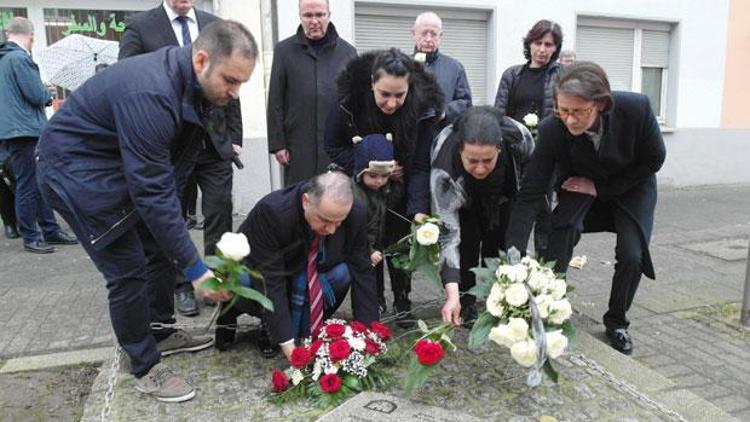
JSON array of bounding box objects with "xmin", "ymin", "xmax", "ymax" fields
[
  {"xmin": 493, "ymin": 62, "xmax": 562, "ymax": 120},
  {"xmin": 423, "ymin": 50, "xmax": 472, "ymax": 124},
  {"xmin": 267, "ymin": 24, "xmax": 357, "ymax": 186}
]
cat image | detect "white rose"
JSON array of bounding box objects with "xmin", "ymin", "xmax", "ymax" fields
[
  {"xmin": 215, "ymin": 232, "xmax": 250, "ymax": 261},
  {"xmin": 415, "ymin": 222, "xmax": 440, "ymax": 246},
  {"xmin": 347, "ymin": 336, "xmax": 366, "ymax": 351},
  {"xmin": 414, "ymin": 52, "xmax": 427, "ymax": 63},
  {"xmin": 504, "ymin": 282, "xmax": 529, "ymax": 307},
  {"xmin": 534, "ymin": 294, "xmax": 553, "ymax": 319},
  {"xmin": 496, "ymin": 264, "xmax": 528, "ymax": 283},
  {"xmin": 486, "ymin": 283, "xmax": 505, "ymax": 317},
  {"xmin": 527, "ymin": 270, "xmax": 551, "ymax": 293},
  {"xmin": 546, "ymin": 330, "xmax": 569, "ymax": 359},
  {"xmin": 507, "ymin": 317, "xmax": 529, "ymax": 342},
  {"xmin": 548, "ymin": 278, "xmax": 568, "ymax": 301},
  {"xmin": 520, "ymin": 255, "xmax": 541, "ymax": 270},
  {"xmin": 290, "ymin": 368, "xmax": 304, "ymax": 386},
  {"xmin": 523, "ymin": 113, "xmax": 539, "ymax": 127},
  {"xmin": 488, "ymin": 324, "xmax": 514, "ymax": 348},
  {"xmin": 548, "ymin": 299, "xmax": 573, "ymax": 325},
  {"xmin": 510, "ymin": 339, "xmax": 538, "ymax": 367}
]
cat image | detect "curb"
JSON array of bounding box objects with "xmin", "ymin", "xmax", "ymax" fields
[{"xmin": 0, "ymin": 347, "xmax": 112, "ymax": 374}]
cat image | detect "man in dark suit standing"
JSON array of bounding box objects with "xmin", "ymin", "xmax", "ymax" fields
[
  {"xmin": 214, "ymin": 171, "xmax": 380, "ymax": 362},
  {"xmin": 119, "ymin": 0, "xmax": 243, "ymax": 317}
]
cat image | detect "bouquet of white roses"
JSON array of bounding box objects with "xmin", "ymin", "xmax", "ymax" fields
[
  {"xmin": 383, "ymin": 215, "xmax": 442, "ymax": 288},
  {"xmin": 468, "ymin": 248, "xmax": 575, "ymax": 386},
  {"xmin": 202, "ymin": 232, "xmax": 274, "ymax": 319}
]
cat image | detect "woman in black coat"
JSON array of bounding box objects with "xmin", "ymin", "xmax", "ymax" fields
[
  {"xmin": 325, "ymin": 48, "xmax": 443, "ymax": 325},
  {"xmin": 506, "ymin": 62, "xmax": 666, "ymax": 355}
]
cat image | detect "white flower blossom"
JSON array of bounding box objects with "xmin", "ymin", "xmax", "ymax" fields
[
  {"xmin": 523, "ymin": 113, "xmax": 539, "ymax": 127},
  {"xmin": 347, "ymin": 336, "xmax": 366, "ymax": 351},
  {"xmin": 290, "ymin": 368, "xmax": 304, "ymax": 386},
  {"xmin": 510, "ymin": 339, "xmax": 538, "ymax": 367},
  {"xmin": 343, "ymin": 326, "xmax": 353, "ymax": 339},
  {"xmin": 486, "ymin": 283, "xmax": 505, "ymax": 317},
  {"xmin": 311, "ymin": 360, "xmax": 322, "ymax": 381},
  {"xmin": 546, "ymin": 330, "xmax": 569, "ymax": 359},
  {"xmin": 521, "ymin": 255, "xmax": 541, "ymax": 270},
  {"xmin": 507, "ymin": 317, "xmax": 530, "ymax": 341},
  {"xmin": 215, "ymin": 232, "xmax": 250, "ymax": 261},
  {"xmin": 527, "ymin": 270, "xmax": 552, "ymax": 293},
  {"xmin": 488, "ymin": 317, "xmax": 529, "ymax": 348},
  {"xmin": 534, "ymin": 294, "xmax": 553, "ymax": 319},
  {"xmin": 414, "ymin": 52, "xmax": 427, "ymax": 63},
  {"xmin": 324, "ymin": 364, "xmax": 338, "ymax": 375},
  {"xmin": 548, "ymin": 299, "xmax": 573, "ymax": 325},
  {"xmin": 496, "ymin": 264, "xmax": 528, "ymax": 283},
  {"xmin": 504, "ymin": 282, "xmax": 529, "ymax": 307},
  {"xmin": 548, "ymin": 278, "xmax": 568, "ymax": 301},
  {"xmin": 415, "ymin": 222, "xmax": 440, "ymax": 246}
]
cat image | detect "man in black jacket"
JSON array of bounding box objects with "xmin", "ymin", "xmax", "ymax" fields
[
  {"xmin": 215, "ymin": 171, "xmax": 380, "ymax": 362},
  {"xmin": 119, "ymin": 0, "xmax": 243, "ymax": 317},
  {"xmin": 267, "ymin": 0, "xmax": 357, "ymax": 186}
]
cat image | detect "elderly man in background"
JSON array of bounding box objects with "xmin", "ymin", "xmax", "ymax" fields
[
  {"xmin": 412, "ymin": 11, "xmax": 472, "ymax": 124},
  {"xmin": 267, "ymin": 0, "xmax": 357, "ymax": 186},
  {"xmin": 0, "ymin": 17, "xmax": 77, "ymax": 254}
]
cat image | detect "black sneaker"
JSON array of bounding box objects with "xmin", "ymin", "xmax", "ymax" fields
[
  {"xmin": 255, "ymin": 323, "xmax": 279, "ymax": 358},
  {"xmin": 175, "ymin": 290, "xmax": 199, "ymax": 317},
  {"xmin": 605, "ymin": 328, "xmax": 633, "ymax": 355}
]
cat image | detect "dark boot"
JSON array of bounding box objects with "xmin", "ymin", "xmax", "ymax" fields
[
  {"xmin": 214, "ymin": 305, "xmax": 241, "ymax": 351},
  {"xmin": 393, "ymin": 292, "xmax": 414, "ymax": 328},
  {"xmin": 4, "ymin": 224, "xmax": 19, "ymax": 239}
]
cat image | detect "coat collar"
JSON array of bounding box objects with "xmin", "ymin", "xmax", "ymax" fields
[{"xmin": 293, "ymin": 22, "xmax": 341, "ymax": 48}]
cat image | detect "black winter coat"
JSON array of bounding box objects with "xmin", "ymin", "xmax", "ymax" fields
[
  {"xmin": 494, "ymin": 62, "xmax": 563, "ymax": 120},
  {"xmin": 238, "ymin": 182, "xmax": 379, "ymax": 344},
  {"xmin": 324, "ymin": 51, "xmax": 444, "ymax": 216},
  {"xmin": 506, "ymin": 92, "xmax": 666, "ymax": 279},
  {"xmin": 267, "ymin": 24, "xmax": 357, "ymax": 186}
]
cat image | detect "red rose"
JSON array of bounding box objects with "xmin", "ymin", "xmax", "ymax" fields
[
  {"xmin": 319, "ymin": 373, "xmax": 342, "ymax": 394},
  {"xmin": 350, "ymin": 321, "xmax": 368, "ymax": 334},
  {"xmin": 325, "ymin": 323, "xmax": 346, "ymax": 339},
  {"xmin": 413, "ymin": 339, "xmax": 444, "ymax": 366},
  {"xmin": 290, "ymin": 346, "xmax": 312, "ymax": 369},
  {"xmin": 370, "ymin": 321, "xmax": 392, "ymax": 341},
  {"xmin": 272, "ymin": 368, "xmax": 289, "ymax": 393},
  {"xmin": 309, "ymin": 339, "xmax": 325, "ymax": 356},
  {"xmin": 328, "ymin": 339, "xmax": 351, "ymax": 361},
  {"xmin": 364, "ymin": 339, "xmax": 381, "ymax": 355}
]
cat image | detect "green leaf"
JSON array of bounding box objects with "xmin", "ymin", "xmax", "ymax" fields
[
  {"xmin": 204, "ymin": 255, "xmax": 225, "ymax": 269},
  {"xmin": 542, "ymin": 359, "xmax": 559, "ymax": 383},
  {"xmin": 403, "ymin": 354, "xmax": 437, "ymax": 397},
  {"xmin": 417, "ymin": 319, "xmax": 429, "ymax": 333},
  {"xmin": 416, "ymin": 262, "xmax": 442, "ymax": 290},
  {"xmin": 343, "ymin": 375, "xmax": 362, "ymax": 392},
  {"xmin": 440, "ymin": 333, "xmax": 457, "ymax": 352},
  {"xmin": 466, "ymin": 273, "xmax": 494, "ymax": 299},
  {"xmin": 561, "ymin": 319, "xmax": 577, "ymax": 352},
  {"xmin": 227, "ymin": 285, "xmax": 274, "ymax": 311},
  {"xmin": 483, "ymin": 257, "xmax": 502, "ymax": 272},
  {"xmin": 468, "ymin": 311, "xmax": 497, "ymax": 349},
  {"xmin": 200, "ymin": 277, "xmax": 222, "ymax": 291}
]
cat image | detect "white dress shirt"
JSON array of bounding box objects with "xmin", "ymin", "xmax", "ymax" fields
[{"xmin": 162, "ymin": 1, "xmax": 199, "ymax": 46}]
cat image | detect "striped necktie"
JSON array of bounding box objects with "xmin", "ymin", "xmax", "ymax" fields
[
  {"xmin": 176, "ymin": 15, "xmax": 192, "ymax": 47},
  {"xmin": 307, "ymin": 235, "xmax": 323, "ymax": 336}
]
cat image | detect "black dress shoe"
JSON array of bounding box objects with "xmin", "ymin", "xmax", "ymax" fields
[
  {"xmin": 606, "ymin": 328, "xmax": 634, "ymax": 355},
  {"xmin": 4, "ymin": 225, "xmax": 19, "ymax": 239},
  {"xmin": 186, "ymin": 216, "xmax": 197, "ymax": 230},
  {"xmin": 393, "ymin": 295, "xmax": 415, "ymax": 329},
  {"xmin": 214, "ymin": 307, "xmax": 238, "ymax": 351},
  {"xmin": 24, "ymin": 239, "xmax": 55, "ymax": 254},
  {"xmin": 461, "ymin": 303, "xmax": 478, "ymax": 329},
  {"xmin": 44, "ymin": 231, "xmax": 78, "ymax": 245},
  {"xmin": 255, "ymin": 323, "xmax": 279, "ymax": 358},
  {"xmin": 175, "ymin": 290, "xmax": 199, "ymax": 317}
]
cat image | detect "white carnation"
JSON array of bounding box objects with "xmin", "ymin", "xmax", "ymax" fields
[
  {"xmin": 523, "ymin": 113, "xmax": 539, "ymax": 127},
  {"xmin": 548, "ymin": 299, "xmax": 573, "ymax": 325},
  {"xmin": 486, "ymin": 283, "xmax": 505, "ymax": 317},
  {"xmin": 324, "ymin": 365, "xmax": 338, "ymax": 375},
  {"xmin": 311, "ymin": 360, "xmax": 322, "ymax": 381},
  {"xmin": 496, "ymin": 264, "xmax": 528, "ymax": 283},
  {"xmin": 504, "ymin": 282, "xmax": 529, "ymax": 307},
  {"xmin": 290, "ymin": 368, "xmax": 304, "ymax": 386},
  {"xmin": 215, "ymin": 232, "xmax": 250, "ymax": 261},
  {"xmin": 549, "ymin": 278, "xmax": 568, "ymax": 301},
  {"xmin": 546, "ymin": 330, "xmax": 569, "ymax": 359},
  {"xmin": 510, "ymin": 339, "xmax": 538, "ymax": 367},
  {"xmin": 347, "ymin": 336, "xmax": 366, "ymax": 351},
  {"xmin": 534, "ymin": 294, "xmax": 553, "ymax": 319},
  {"xmin": 415, "ymin": 222, "xmax": 440, "ymax": 246}
]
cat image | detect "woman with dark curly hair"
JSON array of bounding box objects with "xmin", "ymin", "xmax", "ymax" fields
[{"xmin": 325, "ymin": 48, "xmax": 444, "ymax": 326}]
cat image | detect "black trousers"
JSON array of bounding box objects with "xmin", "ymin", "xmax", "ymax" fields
[
  {"xmin": 0, "ymin": 157, "xmax": 16, "ymax": 230},
  {"xmin": 544, "ymin": 191, "xmax": 643, "ymax": 330},
  {"xmin": 181, "ymin": 171, "xmax": 198, "ymax": 218},
  {"xmin": 459, "ymin": 201, "xmax": 511, "ymax": 307},
  {"xmin": 176, "ymin": 146, "xmax": 233, "ymax": 291},
  {"xmin": 383, "ymin": 208, "xmax": 412, "ymax": 301}
]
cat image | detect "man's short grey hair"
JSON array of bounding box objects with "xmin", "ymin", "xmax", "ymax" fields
[
  {"xmin": 299, "ymin": 0, "xmax": 330, "ymax": 12},
  {"xmin": 192, "ymin": 20, "xmax": 258, "ymax": 63},
  {"xmin": 6, "ymin": 17, "xmax": 34, "ymax": 35},
  {"xmin": 413, "ymin": 11, "xmax": 443, "ymax": 30},
  {"xmin": 307, "ymin": 171, "xmax": 353, "ymax": 207}
]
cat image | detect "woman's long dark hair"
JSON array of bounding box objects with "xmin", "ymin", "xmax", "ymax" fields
[{"xmin": 455, "ymin": 106, "xmax": 504, "ymax": 151}]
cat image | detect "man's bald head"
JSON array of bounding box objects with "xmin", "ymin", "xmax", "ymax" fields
[{"xmin": 412, "ymin": 12, "xmax": 443, "ymax": 54}]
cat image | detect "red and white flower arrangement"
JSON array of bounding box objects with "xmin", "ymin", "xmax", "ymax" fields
[
  {"xmin": 403, "ymin": 320, "xmax": 456, "ymax": 396},
  {"xmin": 270, "ymin": 319, "xmax": 393, "ymax": 408}
]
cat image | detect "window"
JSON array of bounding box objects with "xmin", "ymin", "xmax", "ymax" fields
[
  {"xmin": 576, "ymin": 17, "xmax": 673, "ymax": 123},
  {"xmin": 0, "ymin": 8, "xmax": 29, "ymax": 42}
]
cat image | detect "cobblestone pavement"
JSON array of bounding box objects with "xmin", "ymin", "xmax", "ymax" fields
[{"xmin": 2, "ymin": 184, "xmax": 750, "ymax": 420}]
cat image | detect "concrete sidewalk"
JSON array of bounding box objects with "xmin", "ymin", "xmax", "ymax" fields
[{"xmin": 1, "ymin": 184, "xmax": 749, "ymax": 420}]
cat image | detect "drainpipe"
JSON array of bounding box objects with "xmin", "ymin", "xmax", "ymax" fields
[{"xmin": 260, "ymin": 0, "xmax": 283, "ymax": 190}]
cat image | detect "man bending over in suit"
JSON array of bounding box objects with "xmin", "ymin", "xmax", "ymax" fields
[{"xmin": 214, "ymin": 171, "xmax": 380, "ymax": 361}]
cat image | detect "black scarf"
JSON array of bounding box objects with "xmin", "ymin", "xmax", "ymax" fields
[{"xmin": 459, "ymin": 150, "xmax": 512, "ymax": 229}]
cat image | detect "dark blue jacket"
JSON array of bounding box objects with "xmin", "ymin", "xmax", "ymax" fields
[
  {"xmin": 423, "ymin": 50, "xmax": 472, "ymax": 124},
  {"xmin": 37, "ymin": 46, "xmax": 208, "ymax": 280},
  {"xmin": 0, "ymin": 41, "xmax": 52, "ymax": 140}
]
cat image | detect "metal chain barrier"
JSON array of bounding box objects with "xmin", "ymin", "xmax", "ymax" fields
[
  {"xmin": 100, "ymin": 344, "xmax": 122, "ymax": 422},
  {"xmin": 569, "ymin": 353, "xmax": 688, "ymax": 422}
]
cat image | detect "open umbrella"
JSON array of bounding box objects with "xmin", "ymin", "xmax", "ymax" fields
[{"xmin": 35, "ymin": 34, "xmax": 119, "ymax": 91}]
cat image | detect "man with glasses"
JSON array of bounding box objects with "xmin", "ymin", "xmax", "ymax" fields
[{"xmin": 267, "ymin": 0, "xmax": 357, "ymax": 186}]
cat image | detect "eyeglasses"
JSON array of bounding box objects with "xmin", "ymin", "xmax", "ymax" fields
[
  {"xmin": 553, "ymin": 106, "xmax": 596, "ymax": 120},
  {"xmin": 300, "ymin": 12, "xmax": 329, "ymax": 20}
]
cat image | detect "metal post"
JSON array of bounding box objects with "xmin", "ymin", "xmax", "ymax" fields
[{"xmin": 741, "ymin": 239, "xmax": 750, "ymax": 327}]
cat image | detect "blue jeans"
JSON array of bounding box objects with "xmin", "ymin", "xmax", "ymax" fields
[
  {"xmin": 38, "ymin": 168, "xmax": 177, "ymax": 377},
  {"xmin": 6, "ymin": 137, "xmax": 61, "ymax": 242}
]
